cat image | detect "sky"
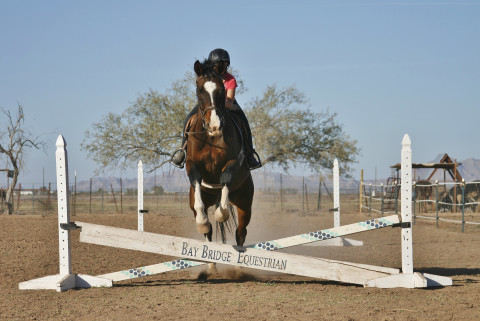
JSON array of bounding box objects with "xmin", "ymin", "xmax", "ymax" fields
[{"xmin": 1, "ymin": 0, "xmax": 479, "ymax": 187}]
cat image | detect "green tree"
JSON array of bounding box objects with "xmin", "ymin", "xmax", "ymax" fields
[
  {"xmin": 82, "ymin": 70, "xmax": 358, "ymax": 175},
  {"xmin": 82, "ymin": 76, "xmax": 192, "ymax": 173},
  {"xmin": 245, "ymin": 85, "xmax": 358, "ymax": 175}
]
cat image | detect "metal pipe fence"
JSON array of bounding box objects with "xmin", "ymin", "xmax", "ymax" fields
[
  {"xmin": 360, "ymin": 180, "xmax": 480, "ymax": 232},
  {"xmin": 3, "ymin": 178, "xmax": 362, "ymax": 217}
]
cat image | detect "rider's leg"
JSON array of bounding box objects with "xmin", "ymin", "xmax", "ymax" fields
[
  {"xmin": 230, "ymin": 102, "xmax": 262, "ymax": 170},
  {"xmin": 170, "ymin": 105, "xmax": 199, "ymax": 168}
]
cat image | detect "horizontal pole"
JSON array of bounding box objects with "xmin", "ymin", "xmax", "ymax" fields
[{"xmin": 79, "ymin": 215, "xmax": 400, "ymax": 284}]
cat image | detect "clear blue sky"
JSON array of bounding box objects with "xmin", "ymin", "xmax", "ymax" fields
[{"xmin": 1, "ymin": 0, "xmax": 479, "ymax": 186}]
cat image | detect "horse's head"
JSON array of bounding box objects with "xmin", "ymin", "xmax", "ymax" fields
[{"xmin": 194, "ymin": 59, "xmax": 225, "ymax": 137}]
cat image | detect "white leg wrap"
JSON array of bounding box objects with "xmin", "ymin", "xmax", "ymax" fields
[
  {"xmin": 194, "ymin": 182, "xmax": 209, "ymax": 233},
  {"xmin": 215, "ymin": 185, "xmax": 230, "ymax": 222}
]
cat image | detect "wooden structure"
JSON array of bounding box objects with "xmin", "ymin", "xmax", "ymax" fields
[
  {"xmin": 19, "ymin": 135, "xmax": 452, "ymax": 291},
  {"xmin": 390, "ymin": 153, "xmax": 463, "ymax": 183}
]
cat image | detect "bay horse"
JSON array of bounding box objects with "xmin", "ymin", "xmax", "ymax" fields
[{"xmin": 185, "ymin": 59, "xmax": 254, "ymax": 253}]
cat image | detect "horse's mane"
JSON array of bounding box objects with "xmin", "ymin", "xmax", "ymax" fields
[{"xmin": 197, "ymin": 59, "xmax": 220, "ymax": 78}]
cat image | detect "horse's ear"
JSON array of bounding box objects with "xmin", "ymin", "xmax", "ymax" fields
[{"xmin": 194, "ymin": 60, "xmax": 202, "ymax": 76}]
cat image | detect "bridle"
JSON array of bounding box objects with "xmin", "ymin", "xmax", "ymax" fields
[
  {"xmin": 200, "ymin": 105, "xmax": 225, "ymax": 132},
  {"xmin": 184, "ymin": 105, "xmax": 225, "ymax": 136}
]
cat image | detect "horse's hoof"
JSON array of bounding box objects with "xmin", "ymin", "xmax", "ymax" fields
[
  {"xmin": 196, "ymin": 223, "xmax": 211, "ymax": 234},
  {"xmin": 207, "ymin": 263, "xmax": 217, "ymax": 275},
  {"xmin": 215, "ymin": 207, "xmax": 230, "ymax": 222}
]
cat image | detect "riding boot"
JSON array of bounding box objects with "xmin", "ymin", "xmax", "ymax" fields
[
  {"xmin": 170, "ymin": 132, "xmax": 187, "ymax": 168},
  {"xmin": 231, "ymin": 103, "xmax": 262, "ymax": 170},
  {"xmin": 170, "ymin": 148, "xmax": 186, "ymax": 168},
  {"xmin": 170, "ymin": 105, "xmax": 199, "ymax": 169}
]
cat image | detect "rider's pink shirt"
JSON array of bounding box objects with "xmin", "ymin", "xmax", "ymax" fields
[{"xmin": 223, "ymin": 72, "xmax": 237, "ymax": 90}]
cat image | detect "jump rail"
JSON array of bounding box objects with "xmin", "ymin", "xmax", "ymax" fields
[{"xmin": 19, "ymin": 134, "xmax": 452, "ymax": 291}]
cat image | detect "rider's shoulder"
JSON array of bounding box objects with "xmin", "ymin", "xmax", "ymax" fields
[
  {"xmin": 223, "ymin": 72, "xmax": 235, "ymax": 81},
  {"xmin": 223, "ymin": 72, "xmax": 237, "ymax": 90}
]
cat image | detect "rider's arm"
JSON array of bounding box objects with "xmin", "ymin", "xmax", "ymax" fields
[{"xmin": 225, "ymin": 88, "xmax": 235, "ymax": 109}]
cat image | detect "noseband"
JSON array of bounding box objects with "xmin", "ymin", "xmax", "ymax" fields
[{"xmin": 200, "ymin": 105, "xmax": 225, "ymax": 132}]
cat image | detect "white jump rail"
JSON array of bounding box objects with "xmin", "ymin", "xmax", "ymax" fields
[
  {"xmin": 19, "ymin": 134, "xmax": 452, "ymax": 291},
  {"xmin": 96, "ymin": 215, "xmax": 398, "ymax": 282},
  {"xmin": 78, "ymin": 219, "xmax": 399, "ymax": 286}
]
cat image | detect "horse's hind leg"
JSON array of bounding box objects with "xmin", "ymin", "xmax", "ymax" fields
[
  {"xmin": 235, "ymin": 206, "xmax": 251, "ymax": 247},
  {"xmin": 214, "ymin": 185, "xmax": 230, "ymax": 222}
]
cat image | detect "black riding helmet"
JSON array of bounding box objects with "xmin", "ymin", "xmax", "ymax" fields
[{"xmin": 208, "ymin": 48, "xmax": 230, "ymax": 67}]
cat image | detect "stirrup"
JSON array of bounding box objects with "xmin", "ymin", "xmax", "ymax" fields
[
  {"xmin": 170, "ymin": 149, "xmax": 186, "ymax": 169},
  {"xmin": 248, "ymin": 151, "xmax": 262, "ymax": 170}
]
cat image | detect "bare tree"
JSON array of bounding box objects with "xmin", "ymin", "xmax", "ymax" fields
[{"xmin": 0, "ymin": 104, "xmax": 45, "ymax": 214}]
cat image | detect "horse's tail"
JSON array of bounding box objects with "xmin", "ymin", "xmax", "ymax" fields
[{"xmin": 215, "ymin": 203, "xmax": 238, "ymax": 244}]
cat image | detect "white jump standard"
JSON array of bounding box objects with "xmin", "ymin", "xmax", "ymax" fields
[
  {"xmin": 306, "ymin": 158, "xmax": 363, "ymax": 247},
  {"xmin": 18, "ymin": 136, "xmax": 112, "ymax": 292},
  {"xmin": 19, "ymin": 134, "xmax": 452, "ymax": 291}
]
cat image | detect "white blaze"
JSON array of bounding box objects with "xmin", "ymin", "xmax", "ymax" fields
[{"xmin": 204, "ymin": 81, "xmax": 221, "ymax": 130}]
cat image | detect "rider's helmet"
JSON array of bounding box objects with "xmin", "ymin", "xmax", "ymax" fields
[{"xmin": 208, "ymin": 48, "xmax": 230, "ymax": 67}]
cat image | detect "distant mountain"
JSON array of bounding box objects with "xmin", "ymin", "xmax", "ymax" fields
[
  {"xmin": 457, "ymin": 158, "xmax": 480, "ymax": 181},
  {"xmin": 73, "ymin": 170, "xmax": 358, "ymax": 194}
]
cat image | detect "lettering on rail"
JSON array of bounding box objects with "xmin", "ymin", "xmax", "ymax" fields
[{"xmin": 181, "ymin": 242, "xmax": 287, "ymax": 271}]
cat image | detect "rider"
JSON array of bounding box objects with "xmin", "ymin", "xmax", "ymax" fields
[{"xmin": 170, "ymin": 48, "xmax": 262, "ymax": 170}]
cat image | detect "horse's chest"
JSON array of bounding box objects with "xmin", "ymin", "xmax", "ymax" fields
[{"xmin": 201, "ymin": 149, "xmax": 228, "ymax": 171}]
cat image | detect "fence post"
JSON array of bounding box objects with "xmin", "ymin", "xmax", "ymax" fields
[
  {"xmin": 317, "ymin": 174, "xmax": 322, "ymax": 211},
  {"xmin": 305, "ymin": 182, "xmax": 309, "ymax": 212},
  {"xmin": 369, "ymin": 183, "xmax": 372, "ymax": 217},
  {"xmin": 435, "ymin": 180, "xmax": 439, "ymax": 228},
  {"xmin": 32, "ymin": 184, "xmax": 35, "ymax": 214},
  {"xmin": 462, "ymin": 179, "xmax": 465, "ymax": 233},
  {"xmin": 17, "ymin": 183, "xmax": 21, "ymax": 212},
  {"xmin": 120, "ymin": 177, "xmax": 123, "ymax": 214},
  {"xmin": 48, "ymin": 183, "xmax": 51, "ymax": 214},
  {"xmin": 280, "ymin": 173, "xmax": 283, "ymax": 212},
  {"xmin": 302, "ymin": 176, "xmax": 305, "ymax": 212},
  {"xmin": 359, "ymin": 170, "xmax": 363, "ymax": 214},
  {"xmin": 394, "ymin": 180, "xmax": 399, "ymax": 214},
  {"xmin": 89, "ymin": 178, "xmax": 92, "ymax": 214},
  {"xmin": 380, "ymin": 183, "xmax": 384, "ymax": 217},
  {"xmin": 111, "ymin": 184, "xmax": 118, "ymax": 213}
]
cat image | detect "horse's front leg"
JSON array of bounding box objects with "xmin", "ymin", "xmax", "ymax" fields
[
  {"xmin": 188, "ymin": 166, "xmax": 211, "ymax": 235},
  {"xmin": 214, "ymin": 160, "xmax": 238, "ymax": 222},
  {"xmin": 214, "ymin": 185, "xmax": 230, "ymax": 222}
]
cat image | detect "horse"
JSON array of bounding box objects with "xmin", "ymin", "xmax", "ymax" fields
[{"xmin": 185, "ymin": 59, "xmax": 254, "ymax": 257}]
